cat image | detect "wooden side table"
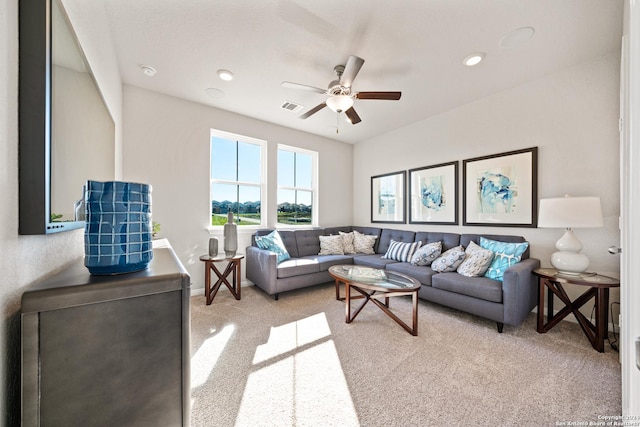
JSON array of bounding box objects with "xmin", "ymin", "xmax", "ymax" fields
[
  {"xmin": 533, "ymin": 267, "xmax": 620, "ymax": 352},
  {"xmin": 199, "ymin": 254, "xmax": 244, "ymax": 305}
]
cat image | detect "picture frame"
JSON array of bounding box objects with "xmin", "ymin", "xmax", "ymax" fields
[
  {"xmin": 463, "ymin": 147, "xmax": 538, "ymax": 227},
  {"xmin": 371, "ymin": 171, "xmax": 406, "ymax": 223},
  {"xmin": 408, "ymin": 161, "xmax": 458, "ymax": 225}
]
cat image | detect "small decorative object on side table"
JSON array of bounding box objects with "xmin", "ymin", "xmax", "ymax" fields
[
  {"xmin": 533, "ymin": 267, "xmax": 620, "ymax": 352},
  {"xmin": 199, "ymin": 253, "xmax": 244, "ymax": 305}
]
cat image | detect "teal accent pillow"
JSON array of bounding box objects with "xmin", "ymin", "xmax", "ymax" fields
[
  {"xmin": 480, "ymin": 237, "xmax": 529, "ymax": 281},
  {"xmin": 255, "ymin": 231, "xmax": 290, "ymax": 263}
]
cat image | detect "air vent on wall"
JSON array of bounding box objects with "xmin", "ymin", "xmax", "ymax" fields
[{"xmin": 281, "ymin": 101, "xmax": 303, "ymax": 112}]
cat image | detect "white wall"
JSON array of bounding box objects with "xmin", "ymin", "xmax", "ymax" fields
[
  {"xmin": 354, "ymin": 53, "xmax": 621, "ymax": 319},
  {"xmin": 122, "ymin": 85, "xmax": 354, "ymax": 291},
  {"xmin": 0, "ymin": 1, "xmax": 121, "ymax": 424}
]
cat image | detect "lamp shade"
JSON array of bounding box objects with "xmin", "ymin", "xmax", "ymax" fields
[
  {"xmin": 538, "ymin": 196, "xmax": 603, "ymax": 229},
  {"xmin": 325, "ymin": 95, "xmax": 354, "ymax": 112}
]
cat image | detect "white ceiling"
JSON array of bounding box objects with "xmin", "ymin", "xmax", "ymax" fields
[{"xmin": 94, "ymin": 0, "xmax": 623, "ymax": 144}]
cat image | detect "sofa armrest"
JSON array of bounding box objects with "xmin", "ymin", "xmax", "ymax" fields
[
  {"xmin": 501, "ymin": 257, "xmax": 541, "ymax": 326},
  {"xmin": 246, "ymin": 246, "xmax": 278, "ymax": 295}
]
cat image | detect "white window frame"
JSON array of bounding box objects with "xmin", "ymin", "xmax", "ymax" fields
[
  {"xmin": 209, "ymin": 129, "xmax": 267, "ymax": 230},
  {"xmin": 277, "ymin": 144, "xmax": 319, "ymax": 228}
]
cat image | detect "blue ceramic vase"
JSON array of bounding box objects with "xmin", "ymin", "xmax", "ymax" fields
[{"xmin": 84, "ymin": 180, "xmax": 153, "ymax": 275}]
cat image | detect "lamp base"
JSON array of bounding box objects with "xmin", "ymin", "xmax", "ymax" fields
[{"xmin": 550, "ymin": 251, "xmax": 590, "ymax": 275}]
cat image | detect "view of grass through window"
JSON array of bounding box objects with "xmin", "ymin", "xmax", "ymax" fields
[
  {"xmin": 210, "ymin": 133, "xmax": 263, "ymax": 226},
  {"xmin": 277, "ymin": 148, "xmax": 314, "ymax": 225}
]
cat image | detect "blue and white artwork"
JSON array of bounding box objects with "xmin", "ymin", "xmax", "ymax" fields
[
  {"xmin": 372, "ymin": 171, "xmax": 405, "ymax": 223},
  {"xmin": 478, "ymin": 170, "xmax": 517, "ymax": 214},
  {"xmin": 464, "ymin": 148, "xmax": 537, "ymax": 226},
  {"xmin": 421, "ymin": 176, "xmax": 445, "ymax": 211}
]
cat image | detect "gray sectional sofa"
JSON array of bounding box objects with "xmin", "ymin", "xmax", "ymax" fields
[{"xmin": 246, "ymin": 226, "xmax": 540, "ymax": 332}]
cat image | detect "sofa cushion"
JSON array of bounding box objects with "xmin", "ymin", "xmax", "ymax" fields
[
  {"xmin": 352, "ymin": 254, "xmax": 398, "ymax": 269},
  {"xmin": 414, "ymin": 232, "xmax": 460, "ymax": 252},
  {"xmin": 353, "ymin": 230, "xmax": 378, "ymax": 254},
  {"xmin": 480, "ymin": 237, "xmax": 530, "ymax": 281},
  {"xmin": 386, "ymin": 263, "xmax": 437, "ymax": 286},
  {"xmin": 431, "ymin": 246, "xmax": 466, "ymax": 273},
  {"xmin": 377, "ymin": 229, "xmax": 416, "ymax": 255},
  {"xmin": 411, "ymin": 241, "xmax": 442, "ymax": 266},
  {"xmin": 296, "ymin": 229, "xmax": 324, "ymax": 257},
  {"xmin": 318, "ymin": 235, "xmax": 345, "ymax": 255},
  {"xmin": 456, "ymin": 241, "xmax": 494, "ymax": 277},
  {"xmin": 276, "ymin": 258, "xmax": 320, "ymax": 278},
  {"xmin": 324, "ymin": 226, "xmax": 352, "ymax": 236},
  {"xmin": 339, "ymin": 231, "xmax": 356, "ymax": 254},
  {"xmin": 255, "ymin": 229, "xmax": 299, "ymax": 258},
  {"xmin": 303, "ymin": 255, "xmax": 354, "ymax": 272},
  {"xmin": 432, "ymin": 272, "xmax": 503, "ymax": 303},
  {"xmin": 255, "ymin": 230, "xmax": 291, "ymax": 263},
  {"xmin": 461, "ymin": 234, "xmax": 529, "ymax": 260},
  {"xmin": 382, "ymin": 239, "xmax": 422, "ymax": 262},
  {"xmin": 352, "ymin": 227, "xmax": 382, "ymax": 252}
]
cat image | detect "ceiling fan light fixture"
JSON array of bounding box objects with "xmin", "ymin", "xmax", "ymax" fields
[
  {"xmin": 326, "ymin": 95, "xmax": 353, "ymax": 113},
  {"xmin": 463, "ymin": 53, "xmax": 485, "ymax": 67}
]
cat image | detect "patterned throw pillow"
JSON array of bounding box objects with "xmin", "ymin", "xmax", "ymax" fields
[
  {"xmin": 431, "ymin": 246, "xmax": 466, "ymax": 273},
  {"xmin": 352, "ymin": 230, "xmax": 377, "ymax": 254},
  {"xmin": 319, "ymin": 235, "xmax": 345, "ymax": 255},
  {"xmin": 254, "ymin": 230, "xmax": 291, "ymax": 263},
  {"xmin": 411, "ymin": 241, "xmax": 442, "ymax": 266},
  {"xmin": 382, "ymin": 239, "xmax": 422, "ymax": 262},
  {"xmin": 480, "ymin": 237, "xmax": 529, "ymax": 281},
  {"xmin": 456, "ymin": 241, "xmax": 495, "ymax": 277},
  {"xmin": 339, "ymin": 231, "xmax": 356, "ymax": 254}
]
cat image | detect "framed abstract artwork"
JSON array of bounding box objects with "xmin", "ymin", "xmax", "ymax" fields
[
  {"xmin": 371, "ymin": 171, "xmax": 406, "ymax": 223},
  {"xmin": 408, "ymin": 161, "xmax": 458, "ymax": 225},
  {"xmin": 463, "ymin": 147, "xmax": 538, "ymax": 227}
]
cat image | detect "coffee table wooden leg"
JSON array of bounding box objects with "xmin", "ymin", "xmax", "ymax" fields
[
  {"xmin": 345, "ymin": 283, "xmax": 352, "ymax": 323},
  {"xmin": 412, "ymin": 290, "xmax": 418, "ymax": 336}
]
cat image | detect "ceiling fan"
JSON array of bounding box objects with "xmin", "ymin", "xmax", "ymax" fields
[{"xmin": 281, "ymin": 55, "xmax": 401, "ymax": 125}]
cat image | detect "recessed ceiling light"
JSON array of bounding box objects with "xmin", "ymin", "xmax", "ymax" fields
[
  {"xmin": 205, "ymin": 88, "xmax": 225, "ymax": 99},
  {"xmin": 463, "ymin": 53, "xmax": 485, "ymax": 67},
  {"xmin": 500, "ymin": 27, "xmax": 535, "ymax": 49},
  {"xmin": 217, "ymin": 69, "xmax": 234, "ymax": 81},
  {"xmin": 140, "ymin": 65, "xmax": 157, "ymax": 77}
]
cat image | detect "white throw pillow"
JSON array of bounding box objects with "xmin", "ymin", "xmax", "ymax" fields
[
  {"xmin": 339, "ymin": 231, "xmax": 356, "ymax": 254},
  {"xmin": 382, "ymin": 239, "xmax": 422, "ymax": 262},
  {"xmin": 410, "ymin": 241, "xmax": 442, "ymax": 266},
  {"xmin": 352, "ymin": 230, "xmax": 377, "ymax": 254},
  {"xmin": 431, "ymin": 246, "xmax": 466, "ymax": 273},
  {"xmin": 456, "ymin": 241, "xmax": 494, "ymax": 277},
  {"xmin": 318, "ymin": 235, "xmax": 345, "ymax": 255}
]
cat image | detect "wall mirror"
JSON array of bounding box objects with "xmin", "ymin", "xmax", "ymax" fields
[{"xmin": 19, "ymin": 0, "xmax": 115, "ymax": 234}]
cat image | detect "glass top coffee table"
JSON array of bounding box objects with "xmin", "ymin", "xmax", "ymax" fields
[{"xmin": 328, "ymin": 265, "xmax": 421, "ymax": 336}]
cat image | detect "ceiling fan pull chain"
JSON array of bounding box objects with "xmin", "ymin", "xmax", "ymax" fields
[{"xmin": 336, "ymin": 113, "xmax": 339, "ymax": 134}]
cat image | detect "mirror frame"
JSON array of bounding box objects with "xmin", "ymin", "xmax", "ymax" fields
[{"xmin": 18, "ymin": 0, "xmax": 112, "ymax": 234}]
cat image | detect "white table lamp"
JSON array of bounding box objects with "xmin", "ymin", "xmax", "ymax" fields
[{"xmin": 538, "ymin": 196, "xmax": 603, "ymax": 275}]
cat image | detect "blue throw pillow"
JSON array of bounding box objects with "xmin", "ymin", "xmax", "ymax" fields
[
  {"xmin": 255, "ymin": 231, "xmax": 290, "ymax": 263},
  {"xmin": 480, "ymin": 237, "xmax": 529, "ymax": 281}
]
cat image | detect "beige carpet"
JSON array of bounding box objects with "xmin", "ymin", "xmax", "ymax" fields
[{"xmin": 189, "ymin": 283, "xmax": 621, "ymax": 427}]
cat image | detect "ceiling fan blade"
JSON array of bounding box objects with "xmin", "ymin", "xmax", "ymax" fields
[
  {"xmin": 299, "ymin": 102, "xmax": 327, "ymax": 119},
  {"xmin": 344, "ymin": 107, "xmax": 361, "ymax": 124},
  {"xmin": 281, "ymin": 81, "xmax": 327, "ymax": 94},
  {"xmin": 355, "ymin": 91, "xmax": 402, "ymax": 100},
  {"xmin": 339, "ymin": 55, "xmax": 365, "ymax": 87}
]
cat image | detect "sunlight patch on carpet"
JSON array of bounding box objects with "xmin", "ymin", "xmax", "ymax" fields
[
  {"xmin": 191, "ymin": 324, "xmax": 234, "ymax": 388},
  {"xmin": 236, "ymin": 313, "xmax": 359, "ymax": 426}
]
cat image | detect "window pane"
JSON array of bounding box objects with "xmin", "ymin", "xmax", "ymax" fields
[
  {"xmin": 211, "ymin": 183, "xmax": 237, "ymax": 225},
  {"xmin": 211, "ymin": 137, "xmax": 236, "ymax": 180},
  {"xmin": 277, "ymin": 188, "xmax": 295, "ymax": 224},
  {"xmin": 278, "ymin": 150, "xmax": 295, "ymax": 187},
  {"xmin": 295, "ymin": 153, "xmax": 312, "ymax": 188},
  {"xmin": 237, "ymin": 186, "xmax": 261, "ymax": 226},
  {"xmin": 295, "ymin": 190, "xmax": 312, "ymax": 223},
  {"xmin": 238, "ymin": 142, "xmax": 261, "ymax": 184}
]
